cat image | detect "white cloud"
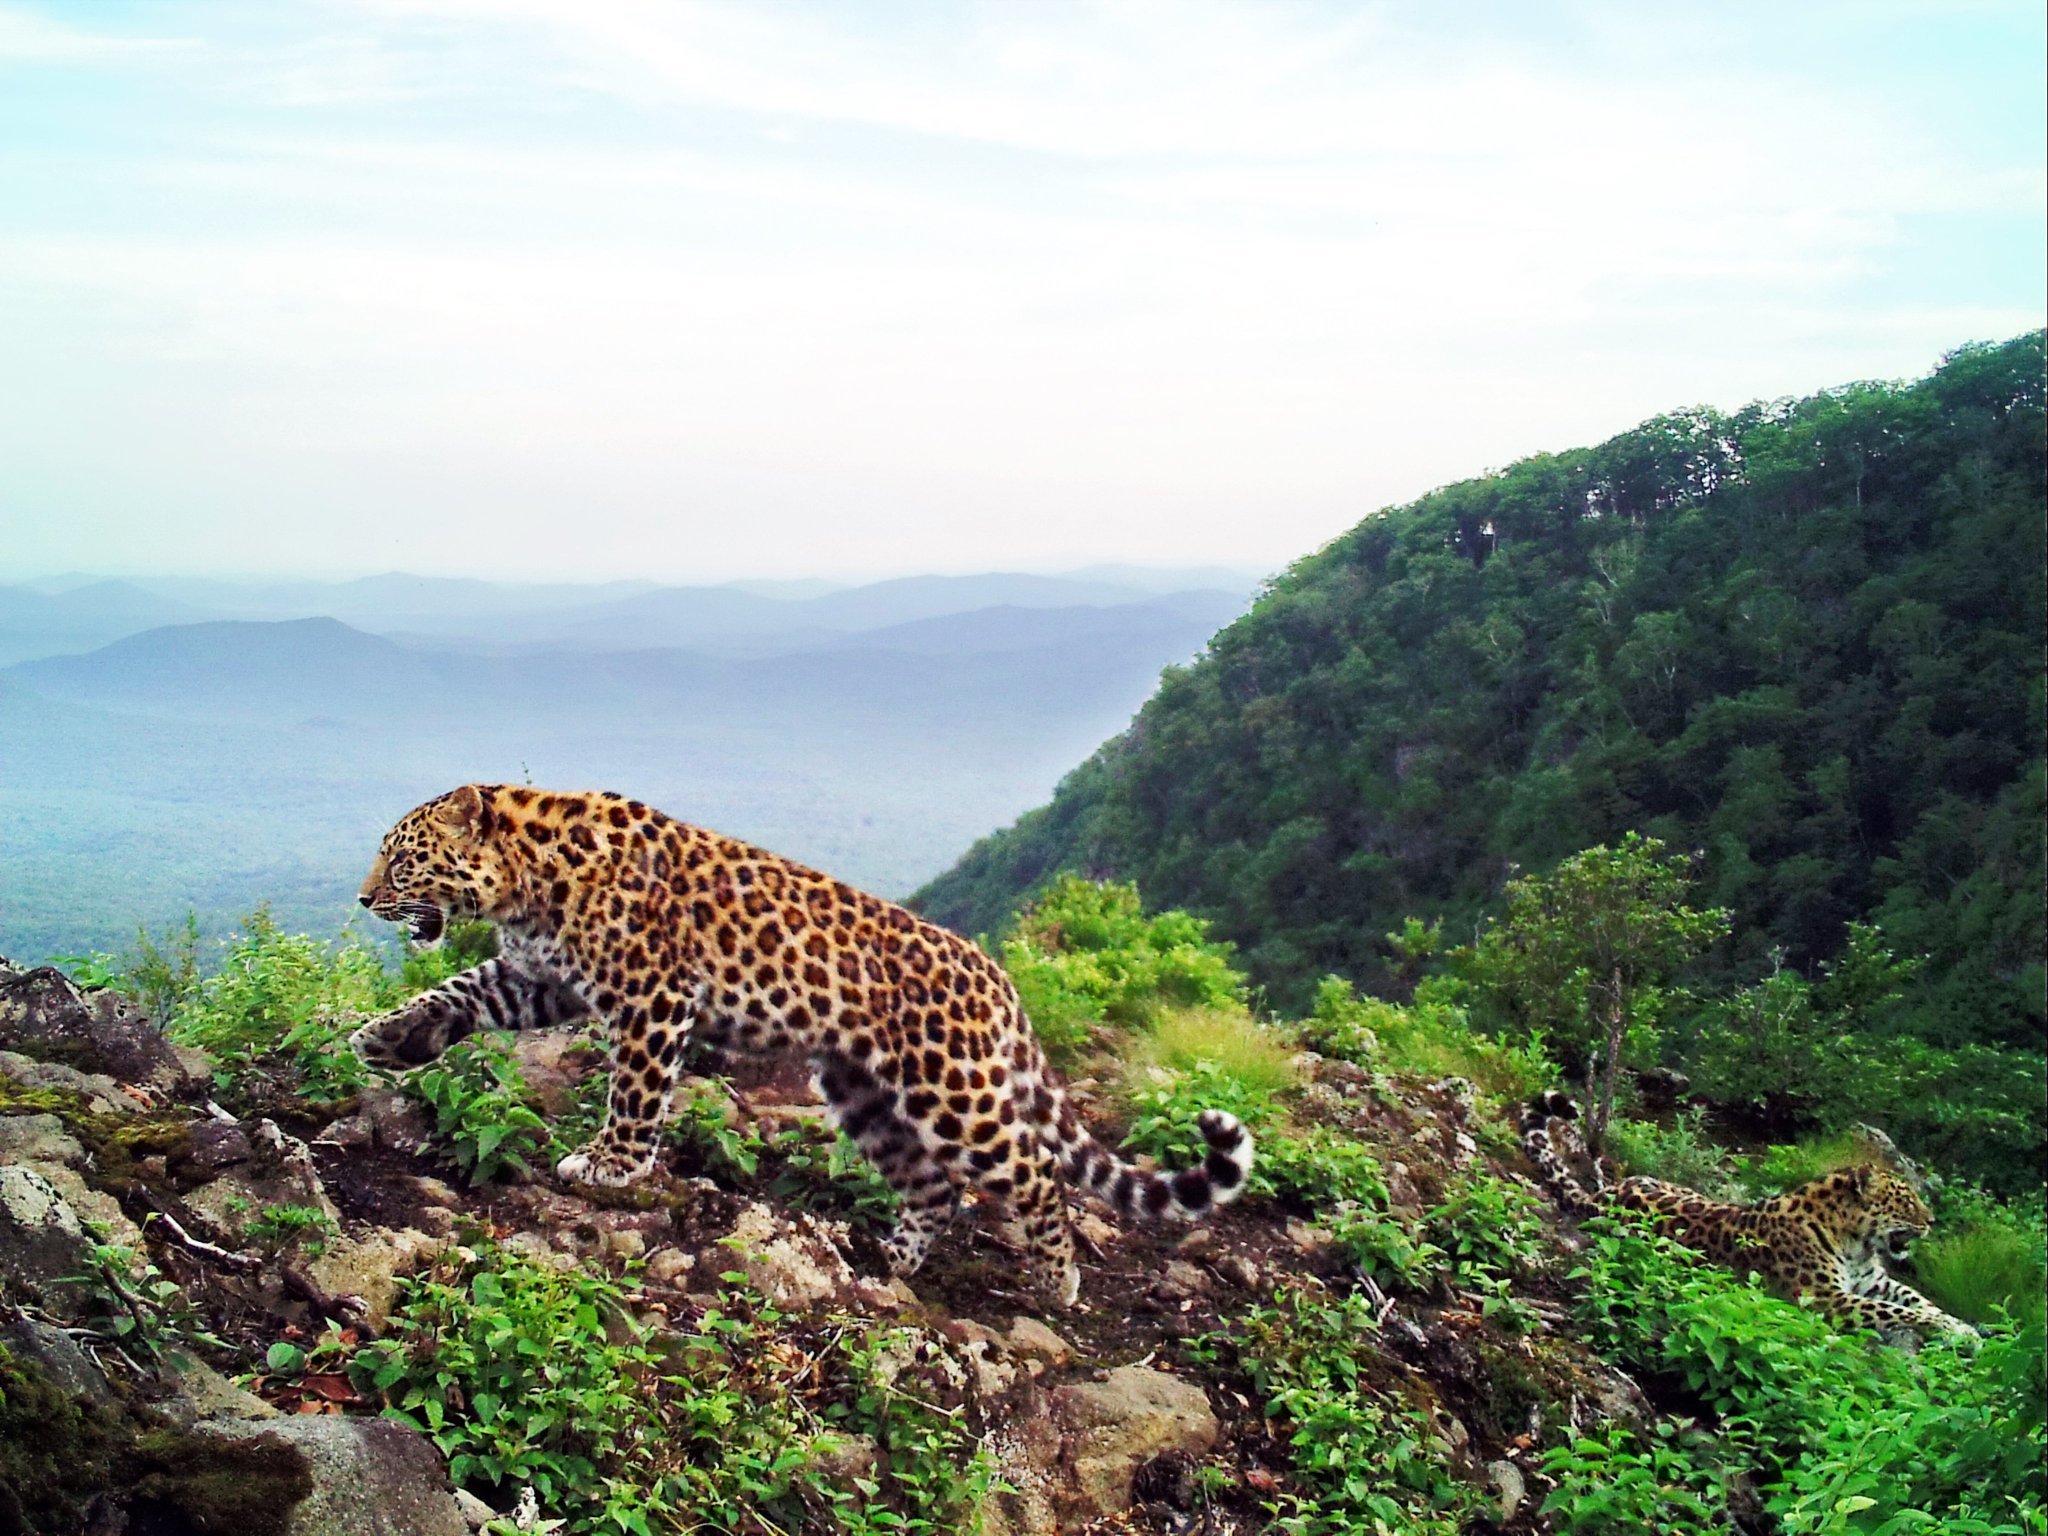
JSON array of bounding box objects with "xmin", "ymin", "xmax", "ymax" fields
[{"xmin": 0, "ymin": 0, "xmax": 2039, "ymax": 582}]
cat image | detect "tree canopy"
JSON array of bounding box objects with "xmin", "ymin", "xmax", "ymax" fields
[{"xmin": 915, "ymin": 334, "xmax": 2046, "ymax": 1064}]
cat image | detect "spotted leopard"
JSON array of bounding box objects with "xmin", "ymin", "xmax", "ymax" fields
[
  {"xmin": 350, "ymin": 784, "xmax": 1254, "ymax": 1306},
  {"xmin": 1522, "ymin": 1091, "xmax": 1974, "ymax": 1343}
]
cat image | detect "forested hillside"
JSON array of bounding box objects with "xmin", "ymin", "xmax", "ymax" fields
[{"xmin": 918, "ymin": 335, "xmax": 2045, "ymax": 1059}]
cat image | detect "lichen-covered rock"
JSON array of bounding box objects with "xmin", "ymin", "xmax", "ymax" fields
[
  {"xmin": 0, "ymin": 1164, "xmax": 97, "ymax": 1314},
  {"xmin": 191, "ymin": 1416, "xmax": 468, "ymax": 1536},
  {"xmin": 722, "ymin": 1201, "xmax": 856, "ymax": 1311},
  {"xmin": 0, "ymin": 1047, "xmax": 134, "ymax": 1113},
  {"xmin": 1049, "ymin": 1366, "xmax": 1219, "ymax": 1522},
  {"xmin": 0, "ymin": 960, "xmax": 210, "ymax": 1097},
  {"xmin": 984, "ymin": 1365, "xmax": 1220, "ymax": 1534},
  {"xmin": 306, "ymin": 1225, "xmax": 449, "ymax": 1328},
  {"xmin": 183, "ymin": 1120, "xmax": 337, "ymax": 1246}
]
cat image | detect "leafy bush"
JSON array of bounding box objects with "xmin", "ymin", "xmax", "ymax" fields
[
  {"xmin": 1561, "ymin": 1211, "xmax": 2045, "ymax": 1534},
  {"xmin": 166, "ymin": 908, "xmax": 394, "ymax": 1065},
  {"xmin": 405, "ymin": 1035, "xmax": 550, "ymax": 1185},
  {"xmin": 1304, "ymin": 976, "xmax": 1552, "ymax": 1102},
  {"xmin": 1001, "ymin": 878, "xmax": 1245, "ymax": 1057},
  {"xmin": 1423, "ymin": 1175, "xmax": 1551, "ymax": 1289},
  {"xmin": 351, "ymin": 1245, "xmax": 993, "ymax": 1534},
  {"xmin": 1259, "ymin": 1129, "xmax": 1391, "ymax": 1210},
  {"xmin": 1605, "ymin": 1109, "xmax": 1744, "ymax": 1201},
  {"xmin": 1200, "ymin": 1286, "xmax": 1479, "ymax": 1535},
  {"xmin": 1539, "ymin": 1420, "xmax": 1733, "ymax": 1535},
  {"xmin": 1119, "ymin": 1058, "xmax": 1281, "ymax": 1171},
  {"xmin": 1323, "ymin": 1204, "xmax": 1445, "ymax": 1292}
]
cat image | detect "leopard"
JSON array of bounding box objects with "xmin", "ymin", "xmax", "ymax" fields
[
  {"xmin": 1521, "ymin": 1090, "xmax": 1975, "ymax": 1343},
  {"xmin": 349, "ymin": 783, "xmax": 1254, "ymax": 1307}
]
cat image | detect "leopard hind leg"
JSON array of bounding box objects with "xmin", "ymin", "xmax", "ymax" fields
[{"xmin": 814, "ymin": 1056, "xmax": 962, "ymax": 1277}]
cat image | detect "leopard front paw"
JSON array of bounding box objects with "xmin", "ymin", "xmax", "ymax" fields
[{"xmin": 554, "ymin": 1145, "xmax": 650, "ymax": 1188}]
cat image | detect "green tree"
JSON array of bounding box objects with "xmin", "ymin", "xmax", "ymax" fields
[{"xmin": 1463, "ymin": 835, "xmax": 1728, "ymax": 1150}]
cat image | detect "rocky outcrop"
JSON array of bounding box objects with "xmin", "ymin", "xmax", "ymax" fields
[
  {"xmin": 0, "ymin": 960, "xmax": 209, "ymax": 1097},
  {"xmin": 191, "ymin": 1417, "xmax": 469, "ymax": 1536}
]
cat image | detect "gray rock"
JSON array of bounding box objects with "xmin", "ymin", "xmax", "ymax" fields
[
  {"xmin": 306, "ymin": 1226, "xmax": 448, "ymax": 1329},
  {"xmin": 1050, "ymin": 1365, "xmax": 1219, "ymax": 1522},
  {"xmin": 0, "ymin": 961, "xmax": 210, "ymax": 1096},
  {"xmin": 723, "ymin": 1201, "xmax": 855, "ymax": 1311},
  {"xmin": 193, "ymin": 1416, "xmax": 468, "ymax": 1536},
  {"xmin": 0, "ymin": 1310, "xmax": 116, "ymax": 1404},
  {"xmin": 0, "ymin": 1113, "xmax": 86, "ymax": 1168},
  {"xmin": 0, "ymin": 1048, "xmax": 132, "ymax": 1113},
  {"xmin": 0, "ymin": 1163, "xmax": 98, "ymax": 1314}
]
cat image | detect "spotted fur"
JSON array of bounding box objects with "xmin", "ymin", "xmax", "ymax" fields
[
  {"xmin": 351, "ymin": 784, "xmax": 1254, "ymax": 1306},
  {"xmin": 1521, "ymin": 1092, "xmax": 1974, "ymax": 1343}
]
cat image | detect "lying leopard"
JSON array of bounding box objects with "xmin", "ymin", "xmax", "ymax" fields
[
  {"xmin": 1522, "ymin": 1091, "xmax": 1974, "ymax": 1343},
  {"xmin": 350, "ymin": 784, "xmax": 1253, "ymax": 1306}
]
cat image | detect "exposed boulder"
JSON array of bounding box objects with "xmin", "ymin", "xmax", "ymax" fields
[
  {"xmin": 0, "ymin": 1164, "xmax": 103, "ymax": 1317},
  {"xmin": 0, "ymin": 960, "xmax": 210, "ymax": 1098},
  {"xmin": 722, "ymin": 1200, "xmax": 857, "ymax": 1311},
  {"xmin": 983, "ymin": 1364, "xmax": 1220, "ymax": 1534},
  {"xmin": 190, "ymin": 1416, "xmax": 469, "ymax": 1536}
]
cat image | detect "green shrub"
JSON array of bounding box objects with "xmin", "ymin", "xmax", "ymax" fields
[
  {"xmin": 1304, "ymin": 976, "xmax": 1553, "ymax": 1101},
  {"xmin": 405, "ymin": 1035, "xmax": 550, "ymax": 1185},
  {"xmin": 1259, "ymin": 1129, "xmax": 1391, "ymax": 1209},
  {"xmin": 1001, "ymin": 878, "xmax": 1246, "ymax": 1058},
  {"xmin": 1199, "ymin": 1286, "xmax": 1479, "ymax": 1535},
  {"xmin": 1562, "ymin": 1211, "xmax": 2045, "ymax": 1535},
  {"xmin": 1605, "ymin": 1109, "xmax": 1744, "ymax": 1202},
  {"xmin": 1423, "ymin": 1174, "xmax": 1551, "ymax": 1288},
  {"xmin": 1539, "ymin": 1420, "xmax": 1734, "ymax": 1535},
  {"xmin": 1323, "ymin": 1204, "xmax": 1445, "ymax": 1292},
  {"xmin": 1119, "ymin": 1058, "xmax": 1281, "ymax": 1172},
  {"xmin": 167, "ymin": 908, "xmax": 393, "ymax": 1065},
  {"xmin": 350, "ymin": 1245, "xmax": 994, "ymax": 1534}
]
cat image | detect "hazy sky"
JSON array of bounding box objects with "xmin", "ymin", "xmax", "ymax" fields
[{"xmin": 2, "ymin": 1, "xmax": 2042, "ymax": 584}]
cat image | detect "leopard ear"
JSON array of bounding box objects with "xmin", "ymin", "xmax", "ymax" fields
[
  {"xmin": 432, "ymin": 784, "xmax": 485, "ymax": 838},
  {"xmin": 1840, "ymin": 1163, "xmax": 1872, "ymax": 1192}
]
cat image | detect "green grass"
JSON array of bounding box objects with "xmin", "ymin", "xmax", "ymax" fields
[
  {"xmin": 1121, "ymin": 1004, "xmax": 1301, "ymax": 1102},
  {"xmin": 1915, "ymin": 1222, "xmax": 2048, "ymax": 1331}
]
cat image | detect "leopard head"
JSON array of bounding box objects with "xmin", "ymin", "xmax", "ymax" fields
[
  {"xmin": 1822, "ymin": 1163, "xmax": 1933, "ymax": 1261},
  {"xmin": 359, "ymin": 785, "xmax": 519, "ymax": 944}
]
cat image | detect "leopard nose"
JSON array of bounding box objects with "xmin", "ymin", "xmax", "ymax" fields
[{"xmin": 358, "ymin": 894, "xmax": 374, "ymax": 908}]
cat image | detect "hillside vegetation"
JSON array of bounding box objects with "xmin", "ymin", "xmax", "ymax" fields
[
  {"xmin": 8, "ymin": 883, "xmax": 2040, "ymax": 1534},
  {"xmin": 917, "ymin": 335, "xmax": 2046, "ymax": 1184}
]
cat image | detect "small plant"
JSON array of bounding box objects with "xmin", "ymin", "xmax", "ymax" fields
[
  {"xmin": 1604, "ymin": 1108, "xmax": 1744, "ymax": 1201},
  {"xmin": 349, "ymin": 1245, "xmax": 996, "ymax": 1535},
  {"xmin": 61, "ymin": 1234, "xmax": 224, "ymax": 1367},
  {"xmin": 1259, "ymin": 1128, "xmax": 1391, "ymax": 1209},
  {"xmin": 1120, "ymin": 1058, "xmax": 1280, "ymax": 1169},
  {"xmin": 279, "ymin": 1010, "xmax": 372, "ymax": 1105},
  {"xmin": 1324, "ymin": 1202, "xmax": 1445, "ymax": 1292},
  {"xmin": 405, "ymin": 1034, "xmax": 550, "ymax": 1185},
  {"xmin": 1203, "ymin": 1286, "xmax": 1479, "ymax": 1536},
  {"xmin": 768, "ymin": 1122, "xmax": 901, "ymax": 1231},
  {"xmin": 660, "ymin": 1077, "xmax": 763, "ymax": 1181},
  {"xmin": 1305, "ymin": 975, "xmax": 1553, "ymax": 1101},
  {"xmin": 168, "ymin": 908, "xmax": 393, "ymax": 1065},
  {"xmin": 1422, "ymin": 1174, "xmax": 1550, "ymax": 1290},
  {"xmin": 1538, "ymin": 1420, "xmax": 1732, "ymax": 1534},
  {"xmin": 244, "ymin": 1204, "xmax": 337, "ymax": 1255}
]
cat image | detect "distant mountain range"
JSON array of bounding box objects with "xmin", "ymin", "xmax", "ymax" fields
[
  {"xmin": 0, "ymin": 567, "xmax": 1264, "ymax": 664},
  {"xmin": 0, "ymin": 566, "xmax": 1263, "ymax": 963}
]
